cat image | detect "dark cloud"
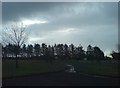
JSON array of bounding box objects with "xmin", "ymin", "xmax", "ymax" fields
[
  {"xmin": 2, "ymin": 2, "xmax": 59, "ymax": 23},
  {"xmin": 3, "ymin": 2, "xmax": 117, "ymax": 24}
]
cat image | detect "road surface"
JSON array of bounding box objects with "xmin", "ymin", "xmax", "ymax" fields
[{"xmin": 2, "ymin": 72, "xmax": 119, "ymax": 86}]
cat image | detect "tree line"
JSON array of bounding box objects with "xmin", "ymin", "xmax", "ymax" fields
[{"xmin": 2, "ymin": 43, "xmax": 106, "ymax": 61}]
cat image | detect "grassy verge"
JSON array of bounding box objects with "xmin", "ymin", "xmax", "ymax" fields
[
  {"xmin": 66, "ymin": 59, "xmax": 120, "ymax": 77},
  {"xmin": 2, "ymin": 59, "xmax": 65, "ymax": 78}
]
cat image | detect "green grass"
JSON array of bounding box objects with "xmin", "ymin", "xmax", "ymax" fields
[
  {"xmin": 2, "ymin": 59, "xmax": 65, "ymax": 78},
  {"xmin": 2, "ymin": 59, "xmax": 120, "ymax": 78},
  {"xmin": 66, "ymin": 59, "xmax": 120, "ymax": 77}
]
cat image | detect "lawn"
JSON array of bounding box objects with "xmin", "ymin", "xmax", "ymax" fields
[
  {"xmin": 2, "ymin": 59, "xmax": 66, "ymax": 78},
  {"xmin": 66, "ymin": 59, "xmax": 120, "ymax": 77},
  {"xmin": 2, "ymin": 59, "xmax": 120, "ymax": 78}
]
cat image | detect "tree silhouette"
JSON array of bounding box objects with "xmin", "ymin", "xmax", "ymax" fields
[
  {"xmin": 56, "ymin": 44, "xmax": 64, "ymax": 60},
  {"xmin": 69, "ymin": 44, "xmax": 75, "ymax": 59},
  {"xmin": 47, "ymin": 45, "xmax": 54, "ymax": 64},
  {"xmin": 34, "ymin": 44, "xmax": 41, "ymax": 57},
  {"xmin": 76, "ymin": 45, "xmax": 85, "ymax": 60},
  {"xmin": 86, "ymin": 45, "xmax": 94, "ymax": 60},
  {"xmin": 21, "ymin": 44, "xmax": 27, "ymax": 58},
  {"xmin": 111, "ymin": 51, "xmax": 120, "ymax": 60},
  {"xmin": 27, "ymin": 44, "xmax": 33, "ymax": 58},
  {"xmin": 64, "ymin": 44, "xmax": 69, "ymax": 59},
  {"xmin": 93, "ymin": 46, "xmax": 104, "ymax": 61},
  {"xmin": 2, "ymin": 23, "xmax": 28, "ymax": 68}
]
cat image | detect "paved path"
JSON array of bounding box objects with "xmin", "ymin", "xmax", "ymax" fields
[{"xmin": 2, "ymin": 72, "xmax": 119, "ymax": 86}]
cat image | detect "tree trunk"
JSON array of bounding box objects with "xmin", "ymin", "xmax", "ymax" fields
[{"xmin": 15, "ymin": 54, "xmax": 18, "ymax": 68}]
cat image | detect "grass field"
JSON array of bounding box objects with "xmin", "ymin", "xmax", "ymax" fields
[
  {"xmin": 66, "ymin": 60, "xmax": 120, "ymax": 77},
  {"xmin": 2, "ymin": 59, "xmax": 66, "ymax": 78},
  {"xmin": 2, "ymin": 59, "xmax": 120, "ymax": 78}
]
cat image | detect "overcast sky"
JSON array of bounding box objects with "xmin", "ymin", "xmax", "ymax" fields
[{"xmin": 2, "ymin": 2, "xmax": 118, "ymax": 56}]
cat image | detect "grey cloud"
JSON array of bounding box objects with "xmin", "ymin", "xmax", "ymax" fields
[{"xmin": 3, "ymin": 2, "xmax": 117, "ymax": 24}]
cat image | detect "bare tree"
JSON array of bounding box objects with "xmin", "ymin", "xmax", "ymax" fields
[{"xmin": 2, "ymin": 22, "xmax": 28, "ymax": 68}]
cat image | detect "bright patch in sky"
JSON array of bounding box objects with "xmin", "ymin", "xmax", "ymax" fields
[
  {"xmin": 29, "ymin": 37, "xmax": 46, "ymax": 42},
  {"xmin": 57, "ymin": 28, "xmax": 75, "ymax": 33},
  {"xmin": 22, "ymin": 19, "xmax": 48, "ymax": 26}
]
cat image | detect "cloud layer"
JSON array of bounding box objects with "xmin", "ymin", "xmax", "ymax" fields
[{"xmin": 2, "ymin": 2, "xmax": 118, "ymax": 56}]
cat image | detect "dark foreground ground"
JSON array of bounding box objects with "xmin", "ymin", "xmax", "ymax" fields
[{"xmin": 2, "ymin": 72, "xmax": 119, "ymax": 86}]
